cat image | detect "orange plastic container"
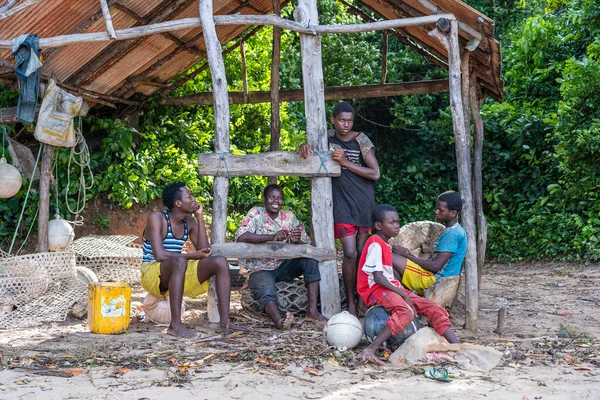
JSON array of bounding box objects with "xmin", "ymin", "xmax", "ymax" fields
[{"xmin": 87, "ymin": 282, "xmax": 131, "ymax": 334}]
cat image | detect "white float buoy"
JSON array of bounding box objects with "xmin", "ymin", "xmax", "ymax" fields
[
  {"xmin": 0, "ymin": 157, "xmax": 22, "ymax": 198},
  {"xmin": 324, "ymin": 311, "xmax": 364, "ymax": 350},
  {"xmin": 48, "ymin": 214, "xmax": 75, "ymax": 251}
]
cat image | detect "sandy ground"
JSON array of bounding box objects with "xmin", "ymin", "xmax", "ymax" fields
[{"xmin": 1, "ymin": 262, "xmax": 599, "ymax": 399}]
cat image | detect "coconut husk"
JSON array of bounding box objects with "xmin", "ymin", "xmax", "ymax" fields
[{"xmin": 424, "ymin": 274, "xmax": 461, "ymax": 309}]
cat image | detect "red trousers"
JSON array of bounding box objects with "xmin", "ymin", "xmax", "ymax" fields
[{"xmin": 367, "ymin": 286, "xmax": 451, "ymax": 337}]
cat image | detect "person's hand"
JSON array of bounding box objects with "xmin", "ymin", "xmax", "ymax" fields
[
  {"xmin": 331, "ymin": 149, "xmax": 347, "ymax": 166},
  {"xmin": 194, "ymin": 203, "xmax": 204, "ymax": 220},
  {"xmin": 299, "ymin": 143, "xmax": 313, "ymax": 159},
  {"xmin": 290, "ymin": 225, "xmax": 303, "ymax": 243},
  {"xmin": 403, "ymin": 295, "xmax": 417, "ymax": 316},
  {"xmin": 274, "ymin": 229, "xmax": 290, "ymax": 242},
  {"xmin": 392, "ymin": 245, "xmax": 411, "ymax": 257},
  {"xmin": 194, "ymin": 247, "xmax": 212, "ymax": 259}
]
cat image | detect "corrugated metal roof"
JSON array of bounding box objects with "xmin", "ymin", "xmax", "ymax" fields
[{"xmin": 0, "ymin": 0, "xmax": 502, "ymax": 106}]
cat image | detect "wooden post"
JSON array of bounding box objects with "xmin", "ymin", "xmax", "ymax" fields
[
  {"xmin": 296, "ymin": 0, "xmax": 340, "ymax": 318},
  {"xmin": 445, "ymin": 20, "xmax": 478, "ymax": 330},
  {"xmin": 470, "ymin": 81, "xmax": 487, "ymax": 284},
  {"xmin": 381, "ymin": 29, "xmax": 388, "ymax": 84},
  {"xmin": 37, "ymin": 144, "xmax": 53, "ymax": 252},
  {"xmin": 268, "ymin": 0, "xmax": 282, "ymax": 186},
  {"xmin": 99, "ymin": 0, "xmax": 117, "ymax": 39},
  {"xmin": 199, "ymin": 0, "xmax": 231, "ymax": 323},
  {"xmin": 240, "ymin": 41, "xmax": 248, "ymax": 103}
]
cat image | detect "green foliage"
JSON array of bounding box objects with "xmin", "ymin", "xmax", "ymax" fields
[{"xmin": 92, "ymin": 214, "xmax": 110, "ymax": 230}]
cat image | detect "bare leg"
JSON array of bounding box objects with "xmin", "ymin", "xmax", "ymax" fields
[
  {"xmin": 306, "ymin": 281, "xmax": 327, "ymax": 322},
  {"xmin": 196, "ymin": 256, "xmax": 246, "ymax": 332},
  {"xmin": 158, "ymin": 258, "xmax": 197, "ymax": 338},
  {"xmin": 264, "ymin": 301, "xmax": 294, "ymax": 330},
  {"xmin": 356, "ymin": 232, "xmax": 370, "ymax": 316},
  {"xmin": 442, "ymin": 328, "xmax": 459, "ymax": 344},
  {"xmin": 360, "ymin": 326, "xmax": 390, "ymax": 365},
  {"xmin": 392, "ymin": 253, "xmax": 408, "ymax": 282},
  {"xmin": 340, "ymin": 235, "xmax": 358, "ymax": 316}
]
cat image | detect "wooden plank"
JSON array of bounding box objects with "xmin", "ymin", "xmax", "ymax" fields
[
  {"xmin": 198, "ymin": 151, "xmax": 341, "ymax": 177},
  {"xmin": 200, "ymin": 0, "xmax": 231, "ymax": 324},
  {"xmin": 162, "ymin": 80, "xmax": 450, "ymax": 105},
  {"xmin": 445, "ymin": 20, "xmax": 478, "ymax": 330},
  {"xmin": 211, "ymin": 243, "xmax": 336, "ymax": 262},
  {"xmin": 297, "ymin": 0, "xmax": 340, "ymax": 319}
]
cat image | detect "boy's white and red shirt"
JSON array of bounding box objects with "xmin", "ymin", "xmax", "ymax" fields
[{"xmin": 357, "ymin": 234, "xmax": 402, "ymax": 303}]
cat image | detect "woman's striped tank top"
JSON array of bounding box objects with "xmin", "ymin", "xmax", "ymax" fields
[{"xmin": 142, "ymin": 210, "xmax": 188, "ymax": 263}]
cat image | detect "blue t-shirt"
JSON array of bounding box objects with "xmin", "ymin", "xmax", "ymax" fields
[{"xmin": 433, "ymin": 223, "xmax": 467, "ymax": 278}]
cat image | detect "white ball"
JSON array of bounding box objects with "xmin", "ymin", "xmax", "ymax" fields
[
  {"xmin": 141, "ymin": 293, "xmax": 185, "ymax": 325},
  {"xmin": 325, "ymin": 311, "xmax": 364, "ymax": 349},
  {"xmin": 0, "ymin": 157, "xmax": 22, "ymax": 198},
  {"xmin": 48, "ymin": 216, "xmax": 75, "ymax": 251}
]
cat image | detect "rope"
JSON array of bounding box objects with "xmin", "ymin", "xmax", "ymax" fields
[
  {"xmin": 8, "ymin": 143, "xmax": 42, "ymax": 255},
  {"xmin": 65, "ymin": 121, "xmax": 94, "ymax": 216},
  {"xmin": 314, "ymin": 150, "xmax": 332, "ymax": 177},
  {"xmin": 216, "ymin": 151, "xmax": 231, "ymax": 178}
]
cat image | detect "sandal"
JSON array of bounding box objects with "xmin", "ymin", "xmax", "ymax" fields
[{"xmin": 424, "ymin": 367, "xmax": 452, "ymax": 382}]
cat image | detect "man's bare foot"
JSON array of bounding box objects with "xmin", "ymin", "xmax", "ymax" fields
[
  {"xmin": 346, "ymin": 302, "xmax": 358, "ymax": 317},
  {"xmin": 219, "ymin": 320, "xmax": 249, "ymax": 334},
  {"xmin": 167, "ymin": 323, "xmax": 197, "ymax": 338},
  {"xmin": 276, "ymin": 311, "xmax": 294, "ymax": 330},
  {"xmin": 359, "ymin": 348, "xmax": 384, "ymax": 366},
  {"xmin": 306, "ymin": 310, "xmax": 328, "ymax": 323}
]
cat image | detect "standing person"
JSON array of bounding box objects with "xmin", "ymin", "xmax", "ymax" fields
[
  {"xmin": 236, "ymin": 184, "xmax": 327, "ymax": 330},
  {"xmin": 141, "ymin": 182, "xmax": 245, "ymax": 338},
  {"xmin": 392, "ymin": 190, "xmax": 467, "ymax": 295},
  {"xmin": 357, "ymin": 204, "xmax": 459, "ymax": 365},
  {"xmin": 299, "ymin": 101, "xmax": 380, "ymax": 316}
]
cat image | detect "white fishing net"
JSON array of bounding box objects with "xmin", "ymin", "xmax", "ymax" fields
[
  {"xmin": 69, "ymin": 235, "xmax": 142, "ymax": 284},
  {"xmin": 0, "ymin": 251, "xmax": 85, "ymax": 329}
]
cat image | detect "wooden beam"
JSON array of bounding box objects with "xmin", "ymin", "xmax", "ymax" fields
[
  {"xmin": 99, "ymin": 0, "xmax": 117, "ymax": 39},
  {"xmin": 162, "ymin": 80, "xmax": 450, "ymax": 105},
  {"xmin": 443, "ymin": 20, "xmax": 478, "ymax": 330},
  {"xmin": 240, "ymin": 41, "xmax": 248, "ymax": 101},
  {"xmin": 200, "ymin": 0, "xmax": 231, "ymax": 324},
  {"xmin": 268, "ymin": 0, "xmax": 282, "ymax": 186},
  {"xmin": 198, "ymin": 151, "xmax": 341, "ymax": 177},
  {"xmin": 211, "ymin": 243, "xmax": 336, "ymax": 262},
  {"xmin": 0, "ymin": 14, "xmax": 457, "ymax": 49},
  {"xmin": 297, "ymin": 0, "xmax": 340, "ymax": 319},
  {"xmin": 37, "ymin": 144, "xmax": 53, "ymax": 252},
  {"xmin": 470, "ymin": 80, "xmax": 487, "ymax": 285},
  {"xmin": 0, "ymin": 0, "xmax": 39, "ymax": 21},
  {"xmin": 381, "ymin": 29, "xmax": 388, "ymax": 84}
]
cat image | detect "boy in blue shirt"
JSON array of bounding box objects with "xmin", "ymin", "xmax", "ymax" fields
[{"xmin": 392, "ymin": 191, "xmax": 467, "ymax": 295}]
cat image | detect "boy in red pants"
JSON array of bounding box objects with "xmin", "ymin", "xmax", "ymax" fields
[{"xmin": 357, "ymin": 204, "xmax": 459, "ymax": 364}]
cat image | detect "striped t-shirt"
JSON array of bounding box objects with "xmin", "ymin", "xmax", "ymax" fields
[{"xmin": 142, "ymin": 210, "xmax": 188, "ymax": 264}]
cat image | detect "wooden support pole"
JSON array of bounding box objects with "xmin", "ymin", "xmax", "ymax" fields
[
  {"xmin": 99, "ymin": 0, "xmax": 117, "ymax": 39},
  {"xmin": 211, "ymin": 243, "xmax": 336, "ymax": 261},
  {"xmin": 240, "ymin": 41, "xmax": 249, "ymax": 102},
  {"xmin": 470, "ymin": 81, "xmax": 487, "ymax": 284},
  {"xmin": 268, "ymin": 0, "xmax": 282, "ymax": 186},
  {"xmin": 381, "ymin": 29, "xmax": 388, "ymax": 85},
  {"xmin": 444, "ymin": 20, "xmax": 478, "ymax": 330},
  {"xmin": 200, "ymin": 0, "xmax": 231, "ymax": 323},
  {"xmin": 162, "ymin": 80, "xmax": 450, "ymax": 106},
  {"xmin": 198, "ymin": 151, "xmax": 341, "ymax": 177},
  {"xmin": 0, "ymin": 14, "xmax": 456, "ymax": 49},
  {"xmin": 297, "ymin": 0, "xmax": 340, "ymax": 318},
  {"xmin": 37, "ymin": 144, "xmax": 53, "ymax": 252}
]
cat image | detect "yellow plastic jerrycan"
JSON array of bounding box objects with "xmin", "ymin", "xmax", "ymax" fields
[{"xmin": 88, "ymin": 282, "xmax": 131, "ymax": 334}]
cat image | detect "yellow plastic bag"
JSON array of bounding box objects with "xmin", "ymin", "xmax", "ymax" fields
[{"xmin": 34, "ymin": 79, "xmax": 82, "ymax": 148}]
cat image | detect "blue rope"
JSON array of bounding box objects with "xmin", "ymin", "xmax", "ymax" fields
[
  {"xmin": 216, "ymin": 152, "xmax": 231, "ymax": 178},
  {"xmin": 314, "ymin": 150, "xmax": 331, "ymax": 177}
]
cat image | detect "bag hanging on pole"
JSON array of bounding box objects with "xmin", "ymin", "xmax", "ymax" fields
[{"xmin": 34, "ymin": 79, "xmax": 83, "ymax": 148}]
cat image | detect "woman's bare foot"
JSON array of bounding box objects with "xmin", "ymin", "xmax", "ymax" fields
[
  {"xmin": 359, "ymin": 348, "xmax": 384, "ymax": 366},
  {"xmin": 167, "ymin": 323, "xmax": 197, "ymax": 338},
  {"xmin": 276, "ymin": 311, "xmax": 294, "ymax": 330}
]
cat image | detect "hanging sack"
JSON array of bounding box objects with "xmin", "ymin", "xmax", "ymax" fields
[{"xmin": 34, "ymin": 79, "xmax": 83, "ymax": 148}]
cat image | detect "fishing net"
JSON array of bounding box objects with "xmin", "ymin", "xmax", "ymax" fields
[
  {"xmin": 0, "ymin": 251, "xmax": 85, "ymax": 329},
  {"xmin": 70, "ymin": 235, "xmax": 142, "ymax": 284}
]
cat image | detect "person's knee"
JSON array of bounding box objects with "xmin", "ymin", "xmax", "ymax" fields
[
  {"xmin": 171, "ymin": 258, "xmax": 188, "ymax": 274},
  {"xmin": 342, "ymin": 248, "xmax": 358, "ymax": 263},
  {"xmin": 211, "ymin": 256, "xmax": 229, "ymax": 274}
]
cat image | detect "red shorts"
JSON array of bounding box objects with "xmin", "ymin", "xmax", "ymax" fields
[{"xmin": 334, "ymin": 223, "xmax": 371, "ymax": 239}]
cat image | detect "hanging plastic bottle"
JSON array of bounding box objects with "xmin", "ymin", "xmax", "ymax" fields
[
  {"xmin": 48, "ymin": 213, "xmax": 75, "ymax": 251},
  {"xmin": 0, "ymin": 156, "xmax": 22, "ymax": 198}
]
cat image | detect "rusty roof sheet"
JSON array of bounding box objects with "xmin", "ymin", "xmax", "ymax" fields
[{"xmin": 0, "ymin": 0, "xmax": 502, "ymax": 106}]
